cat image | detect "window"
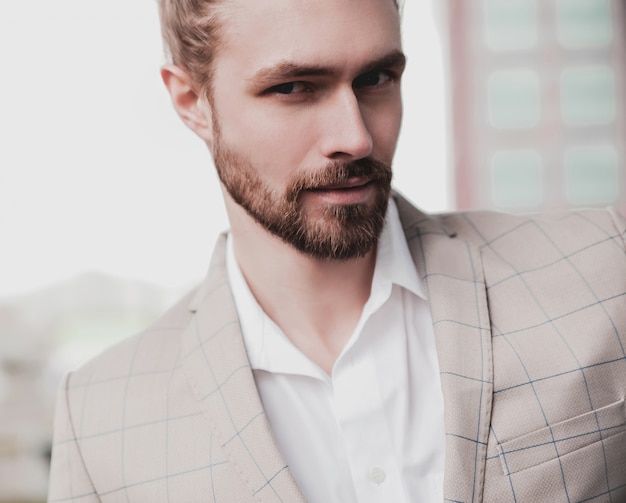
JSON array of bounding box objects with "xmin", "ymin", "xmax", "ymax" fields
[
  {"xmin": 565, "ymin": 146, "xmax": 619, "ymax": 204},
  {"xmin": 484, "ymin": 0, "xmax": 538, "ymax": 51},
  {"xmin": 556, "ymin": 0, "xmax": 613, "ymax": 48},
  {"xmin": 489, "ymin": 69, "xmax": 542, "ymax": 129},
  {"xmin": 492, "ymin": 149, "xmax": 543, "ymax": 207},
  {"xmin": 560, "ymin": 66, "xmax": 616, "ymax": 125}
]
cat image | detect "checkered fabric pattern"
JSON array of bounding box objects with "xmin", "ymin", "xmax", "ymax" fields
[
  {"xmin": 49, "ymin": 193, "xmax": 626, "ymax": 502},
  {"xmin": 48, "ymin": 258, "xmax": 305, "ymax": 502},
  {"xmin": 396, "ymin": 195, "xmax": 626, "ymax": 503}
]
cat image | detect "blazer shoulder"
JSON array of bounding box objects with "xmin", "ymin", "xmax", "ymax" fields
[
  {"xmin": 439, "ymin": 207, "xmax": 626, "ymax": 252},
  {"xmin": 66, "ymin": 287, "xmax": 197, "ymax": 389}
]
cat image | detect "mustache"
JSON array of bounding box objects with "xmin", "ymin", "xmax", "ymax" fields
[{"xmin": 287, "ymin": 158, "xmax": 392, "ymax": 199}]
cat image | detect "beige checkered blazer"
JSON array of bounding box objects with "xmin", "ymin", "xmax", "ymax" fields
[{"xmin": 48, "ymin": 194, "xmax": 626, "ymax": 502}]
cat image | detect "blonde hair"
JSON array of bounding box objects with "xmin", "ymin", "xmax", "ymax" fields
[{"xmin": 158, "ymin": 0, "xmax": 223, "ymax": 98}]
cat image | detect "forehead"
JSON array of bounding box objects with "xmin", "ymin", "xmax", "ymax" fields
[{"xmin": 215, "ymin": 0, "xmax": 402, "ymax": 77}]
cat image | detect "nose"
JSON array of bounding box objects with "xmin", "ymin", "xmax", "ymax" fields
[{"xmin": 320, "ymin": 88, "xmax": 373, "ymax": 161}]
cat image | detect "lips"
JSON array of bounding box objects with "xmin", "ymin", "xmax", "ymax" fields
[
  {"xmin": 302, "ymin": 177, "xmax": 376, "ymax": 206},
  {"xmin": 311, "ymin": 177, "xmax": 372, "ymax": 191}
]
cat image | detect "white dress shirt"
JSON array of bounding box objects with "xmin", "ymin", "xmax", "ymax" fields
[{"xmin": 226, "ymin": 200, "xmax": 445, "ymax": 503}]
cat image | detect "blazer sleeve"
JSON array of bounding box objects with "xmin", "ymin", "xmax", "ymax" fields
[{"xmin": 48, "ymin": 373, "xmax": 100, "ymax": 502}]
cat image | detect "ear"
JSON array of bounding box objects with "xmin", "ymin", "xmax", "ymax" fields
[{"xmin": 160, "ymin": 64, "xmax": 214, "ymax": 145}]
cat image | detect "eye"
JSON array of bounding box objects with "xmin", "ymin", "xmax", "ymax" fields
[
  {"xmin": 353, "ymin": 70, "xmax": 393, "ymax": 90},
  {"xmin": 267, "ymin": 81, "xmax": 311, "ymax": 95}
]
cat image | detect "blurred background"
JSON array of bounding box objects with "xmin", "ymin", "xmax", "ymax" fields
[{"xmin": 0, "ymin": 0, "xmax": 624, "ymax": 500}]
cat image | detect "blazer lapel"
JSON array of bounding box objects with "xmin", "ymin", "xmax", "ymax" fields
[
  {"xmin": 177, "ymin": 197, "xmax": 494, "ymax": 503},
  {"xmin": 396, "ymin": 194, "xmax": 493, "ymax": 503},
  {"xmin": 180, "ymin": 234, "xmax": 306, "ymax": 503}
]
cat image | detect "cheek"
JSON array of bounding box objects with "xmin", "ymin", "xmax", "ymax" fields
[
  {"xmin": 368, "ymin": 104, "xmax": 403, "ymax": 159},
  {"xmin": 217, "ymin": 93, "xmax": 315, "ymax": 157},
  {"xmin": 217, "ymin": 108, "xmax": 315, "ymax": 186},
  {"xmin": 240, "ymin": 109, "xmax": 319, "ymax": 170}
]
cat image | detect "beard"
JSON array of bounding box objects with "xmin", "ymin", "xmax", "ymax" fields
[{"xmin": 213, "ymin": 137, "xmax": 392, "ymax": 261}]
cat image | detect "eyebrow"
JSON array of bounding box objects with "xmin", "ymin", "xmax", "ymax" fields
[{"xmin": 249, "ymin": 49, "xmax": 407, "ymax": 87}]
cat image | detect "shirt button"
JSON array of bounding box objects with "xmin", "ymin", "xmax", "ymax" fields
[{"xmin": 367, "ymin": 467, "xmax": 386, "ymax": 485}]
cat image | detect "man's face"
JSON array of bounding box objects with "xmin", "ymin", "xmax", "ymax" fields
[{"xmin": 207, "ymin": 0, "xmax": 404, "ymax": 260}]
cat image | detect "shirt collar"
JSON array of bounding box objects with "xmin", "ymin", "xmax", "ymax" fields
[
  {"xmin": 225, "ymin": 198, "xmax": 426, "ymax": 375},
  {"xmin": 376, "ymin": 197, "xmax": 425, "ymax": 301}
]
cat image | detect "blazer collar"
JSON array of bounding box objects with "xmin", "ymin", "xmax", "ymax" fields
[
  {"xmin": 181, "ymin": 234, "xmax": 306, "ymax": 502},
  {"xmin": 395, "ymin": 192, "xmax": 493, "ymax": 503}
]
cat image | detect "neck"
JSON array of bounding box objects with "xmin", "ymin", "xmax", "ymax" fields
[{"xmin": 224, "ymin": 194, "xmax": 377, "ymax": 375}]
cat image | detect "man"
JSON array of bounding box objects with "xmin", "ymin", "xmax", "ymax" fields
[{"xmin": 48, "ymin": 0, "xmax": 626, "ymax": 501}]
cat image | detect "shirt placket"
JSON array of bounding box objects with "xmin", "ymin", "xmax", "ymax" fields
[{"xmin": 332, "ymin": 347, "xmax": 407, "ymax": 503}]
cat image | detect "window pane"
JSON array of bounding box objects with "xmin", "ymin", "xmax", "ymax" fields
[
  {"xmin": 565, "ymin": 146, "xmax": 619, "ymax": 205},
  {"xmin": 560, "ymin": 67, "xmax": 615, "ymax": 125},
  {"xmin": 492, "ymin": 149, "xmax": 543, "ymax": 207},
  {"xmin": 484, "ymin": 0, "xmax": 537, "ymax": 51},
  {"xmin": 556, "ymin": 0, "xmax": 613, "ymax": 49},
  {"xmin": 489, "ymin": 69, "xmax": 541, "ymax": 129}
]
